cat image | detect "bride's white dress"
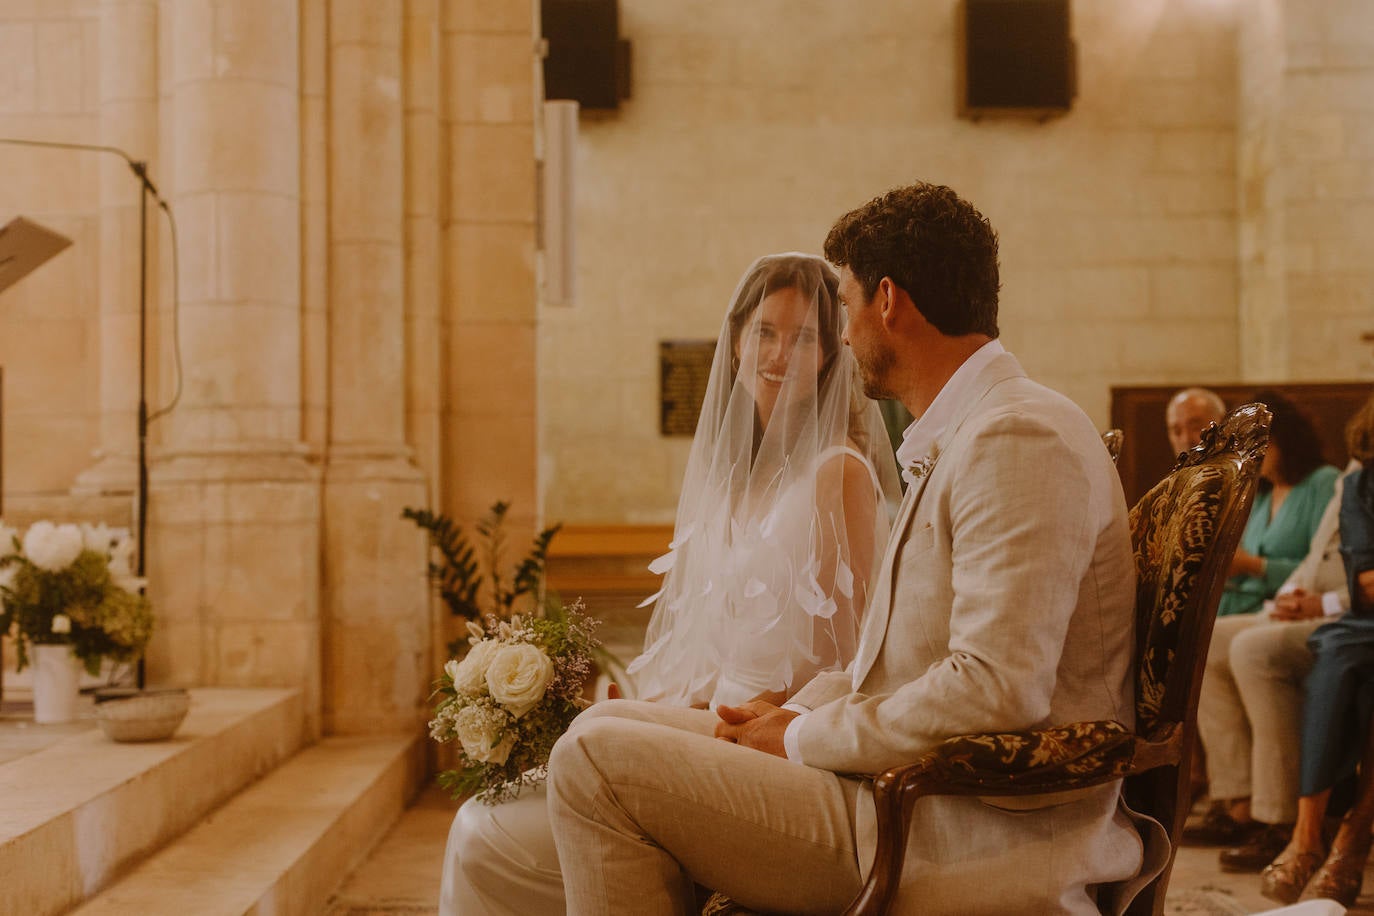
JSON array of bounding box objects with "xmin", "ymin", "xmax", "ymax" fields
[
  {"xmin": 438, "ymin": 252, "xmax": 900, "ymax": 915},
  {"xmin": 439, "ymin": 447, "xmax": 886, "ymax": 916}
]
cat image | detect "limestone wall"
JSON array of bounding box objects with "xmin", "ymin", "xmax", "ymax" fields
[
  {"xmin": 0, "ymin": 2, "xmax": 105, "ymax": 510},
  {"xmin": 1239, "ymin": 0, "xmax": 1374, "ymax": 381},
  {"xmin": 542, "ymin": 0, "xmax": 1245, "ymax": 523}
]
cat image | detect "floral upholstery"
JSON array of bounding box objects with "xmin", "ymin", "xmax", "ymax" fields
[{"xmin": 1128, "ymin": 463, "xmax": 1227, "ymax": 737}]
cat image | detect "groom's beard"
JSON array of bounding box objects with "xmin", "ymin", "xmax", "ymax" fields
[{"xmin": 855, "ymin": 343, "xmax": 896, "ymax": 401}]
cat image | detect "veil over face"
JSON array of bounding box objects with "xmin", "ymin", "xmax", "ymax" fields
[{"xmin": 628, "ymin": 253, "xmax": 901, "ymax": 708}]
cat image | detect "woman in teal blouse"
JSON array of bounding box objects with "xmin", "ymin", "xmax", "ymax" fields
[{"xmin": 1219, "ymin": 390, "xmax": 1339, "ymax": 617}]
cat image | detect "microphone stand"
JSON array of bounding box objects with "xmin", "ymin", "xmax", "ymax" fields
[{"xmin": 0, "ymin": 137, "xmax": 169, "ymax": 688}]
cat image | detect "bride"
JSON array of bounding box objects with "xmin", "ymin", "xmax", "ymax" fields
[{"xmin": 439, "ymin": 252, "xmax": 899, "ymax": 915}]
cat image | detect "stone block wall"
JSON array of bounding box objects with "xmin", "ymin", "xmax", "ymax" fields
[
  {"xmin": 1239, "ymin": 0, "xmax": 1374, "ymax": 382},
  {"xmin": 541, "ymin": 0, "xmax": 1248, "ymax": 524},
  {"xmin": 0, "ymin": 2, "xmax": 105, "ymax": 512}
]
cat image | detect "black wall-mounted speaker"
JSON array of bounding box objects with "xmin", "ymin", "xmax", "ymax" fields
[
  {"xmin": 959, "ymin": 0, "xmax": 1076, "ymax": 119},
  {"xmin": 542, "ymin": 0, "xmax": 631, "ymax": 110}
]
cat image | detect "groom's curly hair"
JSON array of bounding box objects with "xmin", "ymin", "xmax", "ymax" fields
[{"xmin": 823, "ymin": 183, "xmax": 1000, "ymax": 338}]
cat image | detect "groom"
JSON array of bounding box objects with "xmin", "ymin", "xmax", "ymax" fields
[{"xmin": 547, "ymin": 183, "xmax": 1156, "ymax": 914}]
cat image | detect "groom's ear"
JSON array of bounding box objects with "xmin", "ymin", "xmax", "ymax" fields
[{"xmin": 877, "ymin": 277, "xmax": 903, "ymax": 328}]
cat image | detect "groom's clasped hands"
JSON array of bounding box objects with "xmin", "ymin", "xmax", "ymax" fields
[{"xmin": 713, "ymin": 700, "xmax": 799, "ymax": 758}]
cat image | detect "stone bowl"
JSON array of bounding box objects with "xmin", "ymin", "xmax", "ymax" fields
[{"xmin": 94, "ymin": 688, "xmax": 190, "ymax": 742}]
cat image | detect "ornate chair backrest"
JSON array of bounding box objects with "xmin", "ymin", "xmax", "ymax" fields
[
  {"xmin": 1128, "ymin": 404, "xmax": 1268, "ymax": 740},
  {"xmin": 1122, "ymin": 404, "xmax": 1269, "ymax": 915},
  {"xmin": 1103, "ymin": 428, "xmax": 1125, "ymax": 465}
]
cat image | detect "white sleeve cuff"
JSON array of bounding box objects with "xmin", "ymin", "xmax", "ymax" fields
[
  {"xmin": 1322, "ymin": 591, "xmax": 1346, "ymax": 617},
  {"xmin": 783, "ymin": 712, "xmax": 807, "ymax": 764}
]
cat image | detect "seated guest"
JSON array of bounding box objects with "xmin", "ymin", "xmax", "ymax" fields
[
  {"xmin": 1216, "ymin": 390, "xmax": 1338, "ymax": 618},
  {"xmin": 1258, "ymin": 393, "xmax": 1374, "ymax": 907},
  {"xmin": 1188, "ymin": 391, "xmax": 1340, "ymax": 850},
  {"xmin": 1185, "ymin": 446, "xmax": 1358, "ymax": 867},
  {"xmin": 1167, "ymin": 387, "xmax": 1227, "ymax": 457}
]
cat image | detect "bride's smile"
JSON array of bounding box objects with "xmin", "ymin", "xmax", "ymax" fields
[{"xmin": 734, "ymin": 285, "xmax": 826, "ymax": 423}]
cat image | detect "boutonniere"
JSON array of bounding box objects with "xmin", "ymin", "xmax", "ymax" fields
[{"xmin": 906, "ymin": 445, "xmax": 941, "ymax": 481}]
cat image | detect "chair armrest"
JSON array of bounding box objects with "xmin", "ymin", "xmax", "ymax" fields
[
  {"xmin": 874, "ymin": 718, "xmax": 1135, "ymax": 795},
  {"xmin": 845, "ymin": 720, "xmax": 1135, "ymax": 916}
]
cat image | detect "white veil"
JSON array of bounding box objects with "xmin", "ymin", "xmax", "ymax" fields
[{"xmin": 627, "ymin": 253, "xmax": 901, "ymax": 708}]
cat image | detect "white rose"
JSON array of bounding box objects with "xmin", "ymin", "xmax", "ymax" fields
[
  {"xmin": 447, "ymin": 639, "xmax": 502, "ymax": 694},
  {"xmin": 50, "ymin": 613, "xmax": 71, "ymax": 635},
  {"xmin": 23, "ymin": 522, "xmax": 85, "ymax": 572},
  {"xmin": 454, "ymin": 705, "xmax": 515, "ymax": 765},
  {"xmin": 485, "ymin": 643, "xmax": 555, "ymax": 719},
  {"xmin": 80, "ymin": 522, "xmax": 114, "ymax": 555}
]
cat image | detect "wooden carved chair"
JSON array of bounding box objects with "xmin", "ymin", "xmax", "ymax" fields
[
  {"xmin": 704, "ymin": 404, "xmax": 1269, "ymax": 916},
  {"xmin": 1103, "ymin": 427, "xmax": 1125, "ymax": 464}
]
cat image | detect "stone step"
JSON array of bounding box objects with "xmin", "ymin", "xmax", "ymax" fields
[
  {"xmin": 0, "ymin": 687, "xmax": 305, "ymax": 916},
  {"xmin": 73, "ymin": 733, "xmax": 423, "ymax": 916}
]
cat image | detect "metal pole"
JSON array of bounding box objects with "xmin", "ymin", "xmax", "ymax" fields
[{"xmin": 136, "ymin": 167, "xmax": 149, "ymax": 689}]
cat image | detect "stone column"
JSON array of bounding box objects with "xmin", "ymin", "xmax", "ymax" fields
[
  {"xmin": 403, "ymin": 0, "xmax": 447, "ymax": 681},
  {"xmin": 145, "ymin": 0, "xmax": 323, "ymax": 735},
  {"xmin": 322, "ymin": 0, "xmax": 431, "ymax": 735},
  {"xmin": 71, "ymin": 0, "xmax": 159, "ymax": 500},
  {"xmin": 440, "ymin": 0, "xmax": 541, "ymax": 551}
]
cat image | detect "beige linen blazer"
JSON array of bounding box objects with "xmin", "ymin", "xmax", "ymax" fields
[{"xmin": 790, "ymin": 352, "xmax": 1151, "ymax": 914}]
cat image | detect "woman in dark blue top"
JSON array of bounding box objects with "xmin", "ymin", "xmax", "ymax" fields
[{"xmin": 1259, "ymin": 394, "xmax": 1374, "ymax": 907}]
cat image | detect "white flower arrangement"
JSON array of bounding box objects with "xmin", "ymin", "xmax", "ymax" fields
[
  {"xmin": 0, "ymin": 520, "xmax": 153, "ymax": 674},
  {"xmin": 429, "ymin": 601, "xmax": 600, "ymax": 804}
]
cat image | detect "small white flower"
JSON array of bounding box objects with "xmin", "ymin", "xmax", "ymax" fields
[
  {"xmin": 50, "ymin": 613, "xmax": 71, "ymax": 635},
  {"xmin": 455, "ymin": 704, "xmax": 515, "ymax": 764},
  {"xmin": 466, "ymin": 620, "xmax": 486, "ymax": 642},
  {"xmin": 80, "ymin": 522, "xmax": 115, "ymax": 555},
  {"xmin": 23, "ymin": 521, "xmax": 85, "ymax": 572},
  {"xmin": 485, "ymin": 643, "xmax": 555, "ymax": 718}
]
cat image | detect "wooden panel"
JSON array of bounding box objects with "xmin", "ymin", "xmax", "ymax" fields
[
  {"xmin": 545, "ymin": 524, "xmax": 672, "ymax": 601},
  {"xmin": 1111, "ymin": 382, "xmax": 1374, "ymax": 505}
]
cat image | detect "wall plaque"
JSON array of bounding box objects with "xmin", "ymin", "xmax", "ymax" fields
[{"xmin": 659, "ymin": 339, "xmax": 716, "ymax": 436}]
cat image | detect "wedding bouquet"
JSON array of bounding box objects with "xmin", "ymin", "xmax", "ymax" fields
[
  {"xmin": 429, "ymin": 601, "xmax": 600, "ymax": 804},
  {"xmin": 0, "ymin": 520, "xmax": 153, "ymax": 674}
]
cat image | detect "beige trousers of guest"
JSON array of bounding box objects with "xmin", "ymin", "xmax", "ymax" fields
[
  {"xmin": 547, "ymin": 700, "xmax": 863, "ymax": 916},
  {"xmin": 1196, "ymin": 613, "xmax": 1322, "ymax": 825}
]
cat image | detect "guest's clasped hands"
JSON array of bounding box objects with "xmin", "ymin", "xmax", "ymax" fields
[
  {"xmin": 714, "ymin": 700, "xmax": 798, "ymax": 758},
  {"xmin": 1271, "ymin": 588, "xmax": 1325, "ymax": 621}
]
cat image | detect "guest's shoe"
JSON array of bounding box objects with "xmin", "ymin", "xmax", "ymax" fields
[
  {"xmin": 1182, "ymin": 801, "xmax": 1260, "ymax": 847},
  {"xmin": 1219, "ymin": 823, "xmax": 1292, "ymax": 872},
  {"xmin": 1260, "ymin": 846, "xmax": 1326, "ymax": 906},
  {"xmin": 1301, "ymin": 836, "xmax": 1373, "ymax": 908}
]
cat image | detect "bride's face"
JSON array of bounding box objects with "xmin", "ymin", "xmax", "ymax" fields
[{"xmin": 734, "ymin": 286, "xmax": 826, "ymax": 426}]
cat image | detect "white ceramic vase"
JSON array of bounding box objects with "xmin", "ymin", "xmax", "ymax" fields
[{"xmin": 32, "ymin": 643, "xmax": 82, "ymax": 724}]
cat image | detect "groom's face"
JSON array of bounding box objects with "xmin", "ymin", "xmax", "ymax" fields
[{"xmin": 838, "ymin": 267, "xmax": 896, "ymax": 400}]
